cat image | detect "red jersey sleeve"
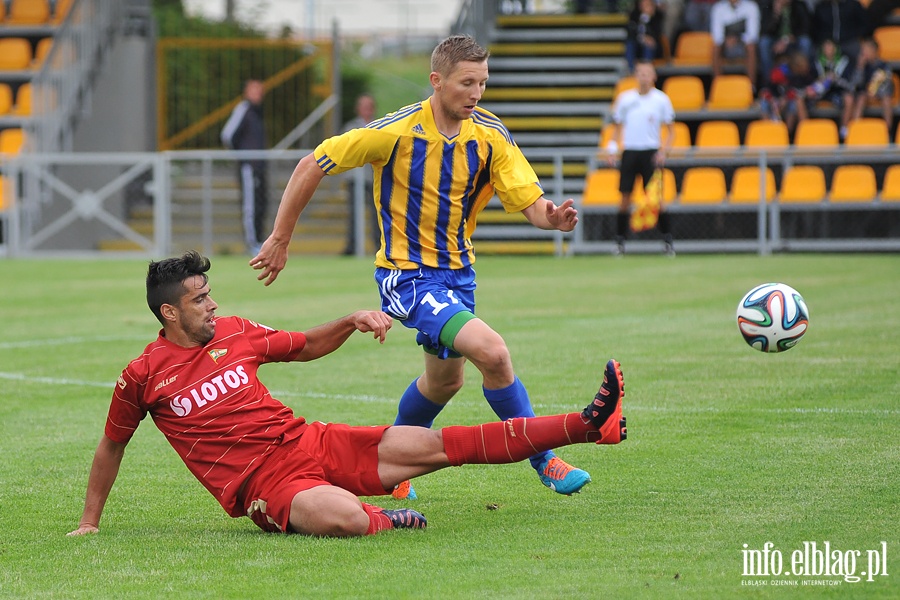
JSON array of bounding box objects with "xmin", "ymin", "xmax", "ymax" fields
[
  {"xmin": 105, "ymin": 359, "xmax": 150, "ymax": 444},
  {"xmin": 239, "ymin": 318, "xmax": 307, "ymax": 363}
]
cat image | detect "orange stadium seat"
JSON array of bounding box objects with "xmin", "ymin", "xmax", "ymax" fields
[
  {"xmin": 673, "ymin": 31, "xmax": 713, "ymax": 65},
  {"xmin": 7, "ymin": 0, "xmax": 51, "ymax": 24},
  {"xmin": 0, "ymin": 1, "xmax": 5, "ymax": 20},
  {"xmin": 873, "ymin": 26, "xmax": 900, "ymax": 61},
  {"xmin": 729, "ymin": 166, "xmax": 776, "ymax": 203},
  {"xmin": 662, "ymin": 75, "xmax": 705, "ymax": 111},
  {"xmin": 680, "ymin": 167, "xmax": 727, "ymax": 204},
  {"xmin": 881, "ymin": 165, "xmax": 900, "ymax": 202},
  {"xmin": 634, "ymin": 169, "xmax": 677, "ymax": 204},
  {"xmin": 744, "ymin": 119, "xmax": 789, "ymax": 149},
  {"xmin": 0, "ymin": 38, "xmax": 33, "ymax": 71},
  {"xmin": 53, "ymin": 0, "xmax": 74, "ymax": 23},
  {"xmin": 0, "ymin": 175, "xmax": 7, "ymax": 212},
  {"xmin": 660, "ymin": 121, "xmax": 691, "ymax": 154},
  {"xmin": 780, "ymin": 166, "xmax": 826, "ymax": 203},
  {"xmin": 33, "ymin": 38, "xmax": 53, "ymax": 69},
  {"xmin": 829, "ymin": 165, "xmax": 877, "ymax": 202},
  {"xmin": 0, "ymin": 84, "xmax": 13, "ymax": 116},
  {"xmin": 0, "ymin": 128, "xmax": 25, "ymax": 155},
  {"xmin": 793, "ymin": 119, "xmax": 839, "ymax": 149},
  {"xmin": 12, "ymin": 83, "xmax": 31, "ymax": 116},
  {"xmin": 707, "ymin": 75, "xmax": 754, "ymax": 110},
  {"xmin": 845, "ymin": 118, "xmax": 889, "ymax": 146},
  {"xmin": 613, "ymin": 76, "xmax": 638, "ymax": 101},
  {"xmin": 582, "ymin": 169, "xmax": 622, "ymax": 206},
  {"xmin": 695, "ymin": 120, "xmax": 740, "ymax": 148}
]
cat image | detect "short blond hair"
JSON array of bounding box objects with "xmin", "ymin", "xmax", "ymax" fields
[{"xmin": 431, "ymin": 35, "xmax": 489, "ymax": 76}]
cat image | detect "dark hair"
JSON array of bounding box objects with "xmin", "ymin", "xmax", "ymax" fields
[
  {"xmin": 146, "ymin": 251, "xmax": 211, "ymax": 324},
  {"xmin": 431, "ymin": 35, "xmax": 489, "ymax": 76}
]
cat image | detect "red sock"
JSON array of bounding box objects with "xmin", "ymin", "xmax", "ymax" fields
[
  {"xmin": 441, "ymin": 413, "xmax": 600, "ymax": 467},
  {"xmin": 361, "ymin": 503, "xmax": 392, "ymax": 535}
]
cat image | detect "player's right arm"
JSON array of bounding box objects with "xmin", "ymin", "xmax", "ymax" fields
[
  {"xmin": 67, "ymin": 434, "xmax": 128, "ymax": 536},
  {"xmin": 250, "ymin": 153, "xmax": 326, "ymax": 286}
]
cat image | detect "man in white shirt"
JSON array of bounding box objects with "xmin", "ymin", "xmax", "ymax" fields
[
  {"xmin": 606, "ymin": 61, "xmax": 676, "ymax": 257},
  {"xmin": 710, "ymin": 0, "xmax": 761, "ymax": 83}
]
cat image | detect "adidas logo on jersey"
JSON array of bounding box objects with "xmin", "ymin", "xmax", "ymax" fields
[{"xmin": 411, "ymin": 124, "xmax": 425, "ymax": 135}]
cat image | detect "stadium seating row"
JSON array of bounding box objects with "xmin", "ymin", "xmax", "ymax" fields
[
  {"xmin": 616, "ymin": 72, "xmax": 900, "ymax": 113},
  {"xmin": 583, "ymin": 164, "xmax": 900, "ymax": 206},
  {"xmin": 600, "ymin": 118, "xmax": 899, "ymax": 150},
  {"xmin": 0, "ymin": 127, "xmax": 24, "ymax": 153},
  {"xmin": 0, "ymin": 0, "xmax": 71, "ymax": 25},
  {"xmin": 666, "ymin": 27, "xmax": 900, "ymax": 67}
]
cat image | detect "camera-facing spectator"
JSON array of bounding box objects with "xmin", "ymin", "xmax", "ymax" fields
[
  {"xmin": 759, "ymin": 0, "xmax": 813, "ymax": 87},
  {"xmin": 710, "ymin": 0, "xmax": 761, "ymax": 83},
  {"xmin": 626, "ymin": 0, "xmax": 665, "ymax": 72}
]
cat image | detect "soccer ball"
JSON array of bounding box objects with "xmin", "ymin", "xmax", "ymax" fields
[{"xmin": 736, "ymin": 283, "xmax": 809, "ymax": 353}]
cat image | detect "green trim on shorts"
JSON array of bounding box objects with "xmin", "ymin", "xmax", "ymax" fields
[{"xmin": 439, "ymin": 310, "xmax": 477, "ymax": 350}]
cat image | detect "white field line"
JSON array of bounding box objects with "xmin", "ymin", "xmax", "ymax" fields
[{"xmin": 0, "ymin": 371, "xmax": 897, "ymax": 416}]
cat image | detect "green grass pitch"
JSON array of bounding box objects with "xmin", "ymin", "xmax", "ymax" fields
[{"xmin": 0, "ymin": 254, "xmax": 897, "ymax": 598}]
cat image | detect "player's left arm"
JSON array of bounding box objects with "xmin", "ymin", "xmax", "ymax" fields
[
  {"xmin": 522, "ymin": 196, "xmax": 579, "ymax": 232},
  {"xmin": 296, "ymin": 310, "xmax": 393, "ymax": 361}
]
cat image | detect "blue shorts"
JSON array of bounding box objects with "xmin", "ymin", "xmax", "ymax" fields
[{"xmin": 375, "ymin": 266, "xmax": 476, "ymax": 359}]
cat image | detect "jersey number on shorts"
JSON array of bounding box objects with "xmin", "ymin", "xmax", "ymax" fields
[{"xmin": 420, "ymin": 290, "xmax": 459, "ymax": 315}]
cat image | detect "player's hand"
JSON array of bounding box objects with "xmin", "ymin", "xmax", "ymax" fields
[
  {"xmin": 654, "ymin": 150, "xmax": 667, "ymax": 167},
  {"xmin": 67, "ymin": 524, "xmax": 99, "ymax": 536},
  {"xmin": 249, "ymin": 237, "xmax": 289, "ymax": 286},
  {"xmin": 351, "ymin": 310, "xmax": 393, "ymax": 344},
  {"xmin": 545, "ymin": 198, "xmax": 578, "ymax": 232}
]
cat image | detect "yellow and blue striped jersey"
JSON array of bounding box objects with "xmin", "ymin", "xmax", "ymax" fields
[{"xmin": 314, "ymin": 98, "xmax": 543, "ymax": 270}]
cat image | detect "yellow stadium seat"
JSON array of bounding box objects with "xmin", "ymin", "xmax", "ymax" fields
[
  {"xmin": 12, "ymin": 83, "xmax": 31, "ymax": 117},
  {"xmin": 695, "ymin": 120, "xmax": 740, "ymax": 148},
  {"xmin": 0, "ymin": 84, "xmax": 13, "ymax": 116},
  {"xmin": 0, "ymin": 128, "xmax": 25, "ymax": 155},
  {"xmin": 829, "ymin": 165, "xmax": 877, "ymax": 202},
  {"xmin": 845, "ymin": 118, "xmax": 889, "ymax": 146},
  {"xmin": 881, "ymin": 165, "xmax": 900, "ymax": 202},
  {"xmin": 53, "ymin": 0, "xmax": 74, "ymax": 23},
  {"xmin": 0, "ymin": 175, "xmax": 8, "ymax": 212},
  {"xmin": 0, "ymin": 38, "xmax": 33, "ymax": 71},
  {"xmin": 662, "ymin": 75, "xmax": 705, "ymax": 111},
  {"xmin": 583, "ymin": 169, "xmax": 622, "ymax": 206},
  {"xmin": 793, "ymin": 119, "xmax": 839, "ymax": 149},
  {"xmin": 660, "ymin": 121, "xmax": 691, "ymax": 154},
  {"xmin": 634, "ymin": 169, "xmax": 677, "ymax": 204},
  {"xmin": 7, "ymin": 0, "xmax": 51, "ymax": 24},
  {"xmin": 707, "ymin": 75, "xmax": 754, "ymax": 110},
  {"xmin": 730, "ymin": 167, "xmax": 776, "ymax": 203},
  {"xmin": 33, "ymin": 37, "xmax": 53, "ymax": 68},
  {"xmin": 780, "ymin": 166, "xmax": 826, "ymax": 203},
  {"xmin": 680, "ymin": 167, "xmax": 727, "ymax": 204},
  {"xmin": 873, "ymin": 26, "xmax": 900, "ymax": 61},
  {"xmin": 744, "ymin": 120, "xmax": 789, "ymax": 149},
  {"xmin": 613, "ymin": 76, "xmax": 638, "ymax": 101},
  {"xmin": 673, "ymin": 31, "xmax": 713, "ymax": 65}
]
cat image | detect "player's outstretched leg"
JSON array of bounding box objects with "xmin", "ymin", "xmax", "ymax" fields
[{"xmin": 582, "ymin": 359, "xmax": 627, "ymax": 444}]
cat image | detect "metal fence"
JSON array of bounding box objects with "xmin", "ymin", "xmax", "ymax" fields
[{"xmin": 2, "ymin": 146, "xmax": 899, "ymax": 258}]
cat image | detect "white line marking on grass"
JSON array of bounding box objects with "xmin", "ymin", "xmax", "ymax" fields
[
  {"xmin": 0, "ymin": 335, "xmax": 149, "ymax": 350},
  {"xmin": 3, "ymin": 371, "xmax": 895, "ymax": 415}
]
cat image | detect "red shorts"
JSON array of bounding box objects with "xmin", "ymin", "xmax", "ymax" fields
[{"xmin": 238, "ymin": 421, "xmax": 390, "ymax": 533}]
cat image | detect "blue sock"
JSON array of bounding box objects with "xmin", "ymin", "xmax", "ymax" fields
[
  {"xmin": 394, "ymin": 378, "xmax": 445, "ymax": 428},
  {"xmin": 483, "ymin": 377, "xmax": 554, "ymax": 470}
]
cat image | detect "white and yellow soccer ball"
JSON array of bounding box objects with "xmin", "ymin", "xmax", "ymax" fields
[{"xmin": 737, "ymin": 283, "xmax": 809, "ymax": 353}]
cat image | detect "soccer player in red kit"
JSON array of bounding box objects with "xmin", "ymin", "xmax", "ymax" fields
[{"xmin": 68, "ymin": 252, "xmax": 626, "ymax": 538}]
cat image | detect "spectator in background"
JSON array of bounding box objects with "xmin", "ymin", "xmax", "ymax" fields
[
  {"xmin": 866, "ymin": 0, "xmax": 900, "ymax": 33},
  {"xmin": 683, "ymin": 0, "xmax": 718, "ymax": 33},
  {"xmin": 221, "ymin": 79, "xmax": 269, "ymax": 256},
  {"xmin": 710, "ymin": 0, "xmax": 761, "ymax": 83},
  {"xmin": 759, "ymin": 50, "xmax": 816, "ymax": 132},
  {"xmin": 847, "ymin": 37, "xmax": 895, "ymax": 134},
  {"xmin": 809, "ymin": 38, "xmax": 855, "ymax": 133},
  {"xmin": 759, "ymin": 0, "xmax": 813, "ymax": 87},
  {"xmin": 341, "ymin": 94, "xmax": 379, "ymax": 256},
  {"xmin": 626, "ymin": 0, "xmax": 665, "ymax": 72},
  {"xmin": 812, "ymin": 0, "xmax": 869, "ymax": 61}
]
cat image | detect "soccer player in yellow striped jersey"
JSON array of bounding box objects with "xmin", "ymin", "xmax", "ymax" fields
[{"xmin": 251, "ymin": 35, "xmax": 612, "ymax": 498}]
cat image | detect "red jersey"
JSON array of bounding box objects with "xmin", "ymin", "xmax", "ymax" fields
[{"xmin": 105, "ymin": 316, "xmax": 308, "ymax": 517}]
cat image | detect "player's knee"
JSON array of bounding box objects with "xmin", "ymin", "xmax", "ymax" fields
[{"xmin": 470, "ymin": 338, "xmax": 512, "ymax": 376}]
